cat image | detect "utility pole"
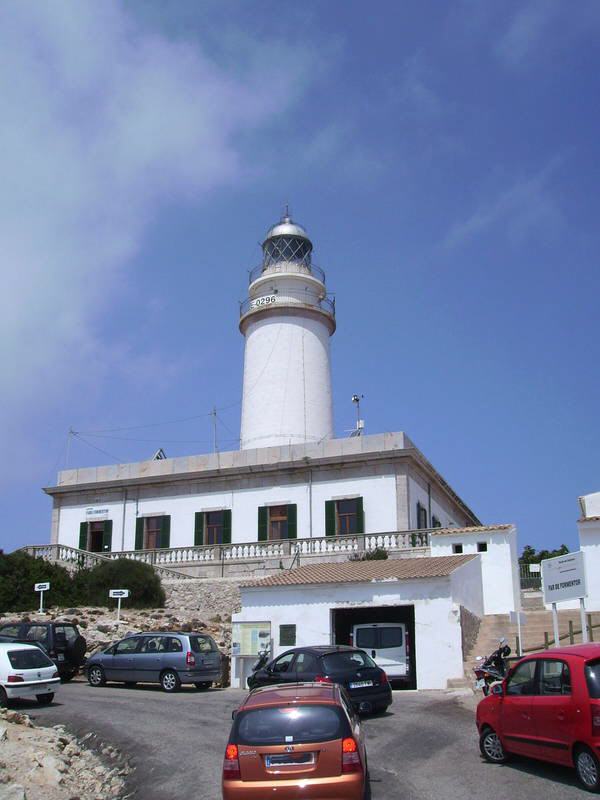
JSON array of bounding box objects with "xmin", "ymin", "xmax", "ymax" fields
[{"xmin": 211, "ymin": 407, "xmax": 218, "ymax": 453}]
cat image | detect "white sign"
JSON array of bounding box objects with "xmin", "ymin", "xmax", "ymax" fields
[
  {"xmin": 109, "ymin": 589, "xmax": 130, "ymax": 598},
  {"xmin": 250, "ymin": 295, "xmax": 277, "ymax": 311},
  {"xmin": 86, "ymin": 507, "xmax": 109, "ymax": 518},
  {"xmin": 34, "ymin": 582, "xmax": 50, "ymax": 592},
  {"xmin": 528, "ymin": 563, "xmax": 541, "ymax": 573},
  {"xmin": 542, "ymin": 551, "xmax": 587, "ymax": 604}
]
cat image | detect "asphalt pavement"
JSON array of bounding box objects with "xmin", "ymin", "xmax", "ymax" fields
[{"xmin": 24, "ymin": 680, "xmax": 588, "ymax": 799}]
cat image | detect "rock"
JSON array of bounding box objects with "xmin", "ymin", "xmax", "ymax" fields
[
  {"xmin": 0, "ymin": 784, "xmax": 27, "ymax": 799},
  {"xmin": 0, "ymin": 726, "xmax": 7, "ymax": 742},
  {"xmin": 97, "ymin": 624, "xmax": 112, "ymax": 633}
]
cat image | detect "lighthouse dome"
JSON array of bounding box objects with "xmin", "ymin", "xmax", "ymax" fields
[{"xmin": 262, "ymin": 210, "xmax": 313, "ymax": 268}]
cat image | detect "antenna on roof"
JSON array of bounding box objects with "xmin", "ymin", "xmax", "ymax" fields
[
  {"xmin": 350, "ymin": 394, "xmax": 364, "ymax": 437},
  {"xmin": 152, "ymin": 448, "xmax": 167, "ymax": 460}
]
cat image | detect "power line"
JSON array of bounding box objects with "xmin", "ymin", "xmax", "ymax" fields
[
  {"xmin": 74, "ymin": 432, "xmax": 239, "ymax": 445},
  {"xmin": 72, "ymin": 432, "xmax": 124, "ymax": 463}
]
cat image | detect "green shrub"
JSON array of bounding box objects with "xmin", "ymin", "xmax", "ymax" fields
[
  {"xmin": 82, "ymin": 559, "xmax": 165, "ymax": 609},
  {"xmin": 349, "ymin": 547, "xmax": 388, "ymax": 562},
  {"xmin": 0, "ymin": 552, "xmax": 75, "ymax": 613}
]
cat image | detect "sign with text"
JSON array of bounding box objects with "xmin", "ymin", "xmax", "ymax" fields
[
  {"xmin": 109, "ymin": 589, "xmax": 130, "ymax": 599},
  {"xmin": 34, "ymin": 582, "xmax": 50, "ymax": 592},
  {"xmin": 231, "ymin": 621, "xmax": 271, "ymax": 656},
  {"xmin": 542, "ymin": 551, "xmax": 587, "ymax": 604},
  {"xmin": 86, "ymin": 507, "xmax": 109, "ymax": 518}
]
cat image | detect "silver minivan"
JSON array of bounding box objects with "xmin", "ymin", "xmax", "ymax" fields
[{"xmin": 86, "ymin": 632, "xmax": 222, "ymax": 692}]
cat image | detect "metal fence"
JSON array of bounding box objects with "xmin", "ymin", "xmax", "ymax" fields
[{"xmin": 519, "ymin": 563, "xmax": 542, "ymax": 590}]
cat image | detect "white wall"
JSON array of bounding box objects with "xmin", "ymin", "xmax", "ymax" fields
[
  {"xmin": 56, "ymin": 472, "xmax": 399, "ymax": 552},
  {"xmin": 430, "ymin": 527, "xmax": 518, "ymax": 614},
  {"xmin": 407, "ymin": 474, "xmax": 464, "ymax": 530},
  {"xmin": 581, "ymin": 492, "xmax": 600, "ymax": 518},
  {"xmin": 450, "ymin": 557, "xmax": 484, "ymax": 617},
  {"xmin": 231, "ymin": 576, "xmax": 472, "ymax": 691},
  {"xmin": 579, "ymin": 520, "xmax": 600, "ymax": 612}
]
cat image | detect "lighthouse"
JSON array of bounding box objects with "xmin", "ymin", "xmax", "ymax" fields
[{"xmin": 239, "ymin": 211, "xmax": 336, "ymax": 449}]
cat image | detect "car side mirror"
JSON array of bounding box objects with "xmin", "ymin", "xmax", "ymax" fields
[
  {"xmin": 491, "ymin": 683, "xmax": 504, "ymax": 696},
  {"xmin": 231, "ymin": 710, "xmax": 237, "ymax": 720}
]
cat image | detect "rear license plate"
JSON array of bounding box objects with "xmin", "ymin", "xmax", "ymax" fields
[
  {"xmin": 349, "ymin": 680, "xmax": 373, "ymax": 689},
  {"xmin": 265, "ymin": 752, "xmax": 315, "ymax": 767}
]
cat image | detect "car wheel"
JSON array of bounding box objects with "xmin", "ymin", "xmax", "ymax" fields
[
  {"xmin": 194, "ymin": 682, "xmax": 211, "ymax": 690},
  {"xmin": 36, "ymin": 693, "xmax": 54, "ymax": 706},
  {"xmin": 160, "ymin": 670, "xmax": 181, "ymax": 693},
  {"xmin": 479, "ymin": 728, "xmax": 508, "ymax": 763},
  {"xmin": 61, "ymin": 672, "xmax": 76, "ymax": 683},
  {"xmin": 0, "ymin": 687, "xmax": 7, "ymax": 708},
  {"xmin": 575, "ymin": 746, "xmax": 600, "ymax": 792},
  {"xmin": 87, "ymin": 666, "xmax": 106, "ymax": 687}
]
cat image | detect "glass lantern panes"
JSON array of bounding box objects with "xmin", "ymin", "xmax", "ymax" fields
[{"xmin": 263, "ymin": 236, "xmax": 312, "ymax": 268}]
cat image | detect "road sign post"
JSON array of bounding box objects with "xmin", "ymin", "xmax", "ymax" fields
[
  {"xmin": 34, "ymin": 582, "xmax": 50, "ymax": 613},
  {"xmin": 109, "ymin": 589, "xmax": 130, "ymax": 624},
  {"xmin": 541, "ymin": 552, "xmax": 588, "ymax": 647}
]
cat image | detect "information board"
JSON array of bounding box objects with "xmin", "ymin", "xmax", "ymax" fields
[
  {"xmin": 231, "ymin": 621, "xmax": 271, "ymax": 656},
  {"xmin": 542, "ymin": 551, "xmax": 587, "ymax": 604}
]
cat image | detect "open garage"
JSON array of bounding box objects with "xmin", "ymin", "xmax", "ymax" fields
[{"xmin": 231, "ymin": 554, "xmax": 485, "ymax": 690}]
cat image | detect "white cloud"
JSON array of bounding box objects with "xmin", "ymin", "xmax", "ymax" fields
[
  {"xmin": 0, "ymin": 1, "xmax": 317, "ymax": 475},
  {"xmin": 443, "ymin": 160, "xmax": 564, "ymax": 249}
]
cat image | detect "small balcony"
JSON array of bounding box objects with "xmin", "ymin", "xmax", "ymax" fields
[{"xmin": 239, "ymin": 291, "xmax": 335, "ymax": 321}]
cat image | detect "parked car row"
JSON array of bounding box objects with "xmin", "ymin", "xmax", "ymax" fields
[
  {"xmin": 0, "ymin": 620, "xmax": 86, "ymax": 681},
  {"xmin": 0, "ymin": 642, "xmax": 61, "ymax": 706}
]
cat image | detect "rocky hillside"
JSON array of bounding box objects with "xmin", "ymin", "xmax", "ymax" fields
[{"xmin": 0, "ymin": 707, "xmax": 130, "ymax": 799}]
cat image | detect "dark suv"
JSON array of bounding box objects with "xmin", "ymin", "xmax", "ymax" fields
[{"xmin": 0, "ymin": 621, "xmax": 86, "ymax": 681}]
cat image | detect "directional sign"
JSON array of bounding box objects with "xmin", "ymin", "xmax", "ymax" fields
[
  {"xmin": 109, "ymin": 589, "xmax": 130, "ymax": 598},
  {"xmin": 542, "ymin": 551, "xmax": 587, "ymax": 605},
  {"xmin": 34, "ymin": 582, "xmax": 50, "ymax": 592}
]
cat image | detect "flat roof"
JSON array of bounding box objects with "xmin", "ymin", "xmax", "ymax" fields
[
  {"xmin": 241, "ymin": 554, "xmax": 476, "ymax": 589},
  {"xmin": 43, "ymin": 431, "xmax": 481, "ymax": 526}
]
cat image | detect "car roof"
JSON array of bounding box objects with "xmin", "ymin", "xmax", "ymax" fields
[
  {"xmin": 0, "ymin": 642, "xmax": 41, "ymax": 652},
  {"xmin": 241, "ymin": 683, "xmax": 340, "ymax": 710},
  {"xmin": 520, "ymin": 643, "xmax": 600, "ymax": 661},
  {"xmin": 126, "ymin": 631, "xmax": 212, "ymax": 637},
  {"xmin": 283, "ymin": 645, "xmax": 363, "ymax": 656}
]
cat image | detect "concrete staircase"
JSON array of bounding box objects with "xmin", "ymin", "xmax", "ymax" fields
[{"xmin": 448, "ymin": 593, "xmax": 600, "ymax": 691}]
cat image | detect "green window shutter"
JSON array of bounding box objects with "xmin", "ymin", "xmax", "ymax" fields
[
  {"xmin": 356, "ymin": 497, "xmax": 364, "ymax": 534},
  {"xmin": 160, "ymin": 515, "xmax": 171, "ymax": 549},
  {"xmin": 102, "ymin": 520, "xmax": 113, "ymax": 552},
  {"xmin": 287, "ymin": 504, "xmax": 297, "ymax": 539},
  {"xmin": 78, "ymin": 522, "xmax": 88, "ymax": 551},
  {"xmin": 222, "ymin": 509, "xmax": 232, "ymax": 545},
  {"xmin": 194, "ymin": 512, "xmax": 204, "ymax": 546},
  {"xmin": 258, "ymin": 507, "xmax": 268, "ymax": 541},
  {"xmin": 135, "ymin": 518, "xmax": 144, "ymax": 550},
  {"xmin": 325, "ymin": 500, "xmax": 336, "ymax": 536}
]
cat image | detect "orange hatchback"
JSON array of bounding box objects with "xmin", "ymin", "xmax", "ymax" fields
[{"xmin": 222, "ymin": 683, "xmax": 369, "ymax": 800}]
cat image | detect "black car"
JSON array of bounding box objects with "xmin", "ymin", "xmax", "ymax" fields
[
  {"xmin": 0, "ymin": 621, "xmax": 86, "ymax": 681},
  {"xmin": 247, "ymin": 645, "xmax": 393, "ymax": 714}
]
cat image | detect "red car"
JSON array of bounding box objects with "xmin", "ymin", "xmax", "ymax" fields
[{"xmin": 476, "ymin": 644, "xmax": 600, "ymax": 792}]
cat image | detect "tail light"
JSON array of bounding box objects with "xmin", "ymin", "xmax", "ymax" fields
[
  {"xmin": 314, "ymin": 675, "xmax": 332, "ymax": 683},
  {"xmin": 341, "ymin": 737, "xmax": 362, "ymax": 774},
  {"xmin": 223, "ymin": 743, "xmax": 241, "ymax": 780},
  {"xmin": 7, "ymin": 675, "xmax": 24, "ymax": 683},
  {"xmin": 380, "ymin": 671, "xmax": 389, "ymax": 684},
  {"xmin": 52, "ymin": 671, "xmax": 59, "ymax": 678},
  {"xmin": 186, "ymin": 651, "xmax": 196, "ymax": 667},
  {"xmin": 592, "ymin": 706, "xmax": 600, "ymax": 738}
]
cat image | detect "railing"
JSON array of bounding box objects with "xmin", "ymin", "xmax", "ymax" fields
[
  {"xmin": 240, "ymin": 291, "xmax": 335, "ymax": 319},
  {"xmin": 519, "ymin": 564, "xmax": 542, "ymax": 590},
  {"xmin": 20, "ymin": 544, "xmax": 193, "ymax": 580},
  {"xmin": 248, "ymin": 261, "xmax": 326, "ymax": 285}
]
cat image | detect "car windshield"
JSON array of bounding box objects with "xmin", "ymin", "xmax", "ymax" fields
[
  {"xmin": 7, "ymin": 649, "xmax": 54, "ymax": 670},
  {"xmin": 236, "ymin": 705, "xmax": 347, "ymax": 745},
  {"xmin": 585, "ymin": 659, "xmax": 600, "ymax": 699},
  {"xmin": 321, "ymin": 650, "xmax": 377, "ymax": 672},
  {"xmin": 189, "ymin": 635, "xmax": 217, "ymax": 653}
]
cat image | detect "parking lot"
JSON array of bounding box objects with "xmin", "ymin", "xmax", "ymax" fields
[{"xmin": 26, "ymin": 680, "xmax": 587, "ymax": 800}]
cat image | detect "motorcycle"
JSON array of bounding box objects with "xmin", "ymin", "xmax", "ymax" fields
[{"xmin": 473, "ymin": 638, "xmax": 511, "ymax": 695}]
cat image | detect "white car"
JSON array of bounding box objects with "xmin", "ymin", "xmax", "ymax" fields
[{"xmin": 0, "ymin": 642, "xmax": 60, "ymax": 706}]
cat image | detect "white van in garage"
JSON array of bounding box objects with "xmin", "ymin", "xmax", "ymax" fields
[{"xmin": 352, "ymin": 623, "xmax": 409, "ymax": 681}]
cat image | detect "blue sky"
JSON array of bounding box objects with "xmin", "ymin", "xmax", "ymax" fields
[{"xmin": 2, "ymin": 0, "xmax": 599, "ymax": 554}]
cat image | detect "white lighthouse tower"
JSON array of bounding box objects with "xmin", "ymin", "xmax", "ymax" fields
[{"xmin": 239, "ymin": 211, "xmax": 336, "ymax": 450}]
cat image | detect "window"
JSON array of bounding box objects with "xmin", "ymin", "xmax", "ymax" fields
[
  {"xmin": 0, "ymin": 625, "xmax": 21, "ymax": 638},
  {"xmin": 452, "ymin": 543, "xmax": 463, "ymax": 554},
  {"xmin": 271, "ymin": 652, "xmax": 295, "ymax": 673},
  {"xmin": 139, "ymin": 636, "xmax": 168, "ymax": 654},
  {"xmin": 235, "ymin": 705, "xmax": 346, "ymax": 746},
  {"xmin": 8, "ymin": 649, "xmax": 54, "ymax": 670},
  {"xmin": 135, "ymin": 515, "xmax": 170, "ymax": 550},
  {"xmin": 166, "ymin": 637, "xmax": 183, "ymax": 653},
  {"xmin": 380, "ymin": 627, "xmax": 403, "ymax": 649},
  {"xmin": 55, "ymin": 625, "xmax": 77, "ymax": 644},
  {"xmin": 540, "ymin": 660, "xmax": 571, "ymax": 695},
  {"xmin": 79, "ymin": 520, "xmax": 112, "ymax": 553},
  {"xmin": 506, "ymin": 660, "xmax": 537, "ymax": 696},
  {"xmin": 258, "ymin": 505, "xmax": 297, "ymax": 541},
  {"xmin": 279, "ymin": 624, "xmax": 296, "ymax": 647},
  {"xmin": 416, "ymin": 502, "xmax": 428, "ymax": 529},
  {"xmin": 321, "ymin": 650, "xmax": 377, "ymax": 672},
  {"xmin": 194, "ymin": 510, "xmax": 231, "ymax": 547},
  {"xmin": 189, "ymin": 635, "xmax": 217, "ymax": 653},
  {"xmin": 432, "ymin": 515, "xmax": 442, "ymax": 528},
  {"xmin": 355, "ymin": 628, "xmax": 377, "ymax": 649},
  {"xmin": 294, "ymin": 652, "xmax": 319, "ymax": 673},
  {"xmin": 25, "ymin": 625, "xmax": 49, "ymax": 646},
  {"xmin": 477, "ymin": 542, "xmax": 488, "ymax": 553},
  {"xmin": 585, "ymin": 660, "xmax": 600, "ymax": 699},
  {"xmin": 114, "ymin": 638, "xmax": 141, "ymax": 655},
  {"xmin": 325, "ymin": 498, "xmax": 364, "ymax": 536}
]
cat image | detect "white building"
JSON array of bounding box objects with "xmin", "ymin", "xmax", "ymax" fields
[
  {"xmin": 39, "ymin": 212, "xmax": 520, "ymax": 690},
  {"xmin": 577, "ymin": 491, "xmax": 600, "ymax": 612}
]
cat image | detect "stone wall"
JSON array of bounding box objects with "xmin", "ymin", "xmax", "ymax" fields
[
  {"xmin": 460, "ymin": 605, "xmax": 481, "ymax": 661},
  {"xmin": 162, "ymin": 577, "xmax": 241, "ymax": 617}
]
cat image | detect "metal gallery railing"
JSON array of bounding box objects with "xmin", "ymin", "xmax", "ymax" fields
[{"xmin": 248, "ymin": 261, "xmax": 326, "ymax": 285}]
